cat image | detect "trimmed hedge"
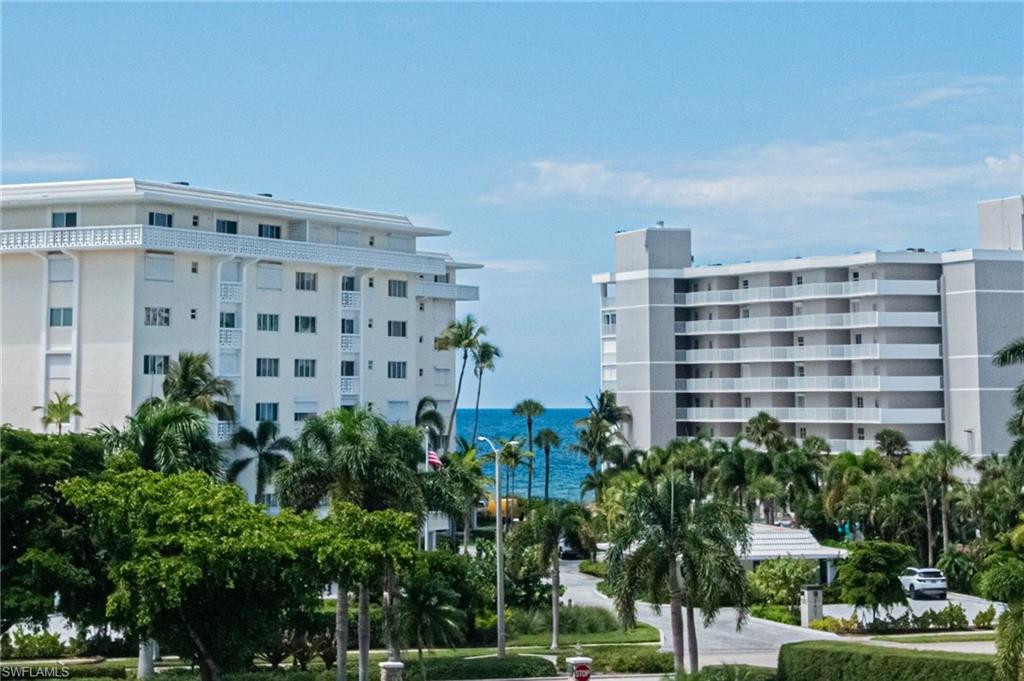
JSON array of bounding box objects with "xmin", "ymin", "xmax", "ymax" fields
[
  {"xmin": 557, "ymin": 645, "xmax": 672, "ymax": 673},
  {"xmin": 777, "ymin": 641, "xmax": 995, "ymax": 681},
  {"xmin": 579, "ymin": 560, "xmax": 608, "ymax": 578}
]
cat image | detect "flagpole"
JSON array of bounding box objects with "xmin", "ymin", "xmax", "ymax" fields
[{"xmin": 423, "ymin": 428, "xmax": 430, "ymax": 551}]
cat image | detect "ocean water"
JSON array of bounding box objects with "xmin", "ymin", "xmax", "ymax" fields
[{"xmin": 456, "ymin": 408, "xmax": 591, "ymax": 501}]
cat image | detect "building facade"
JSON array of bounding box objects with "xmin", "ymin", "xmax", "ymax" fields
[
  {"xmin": 594, "ymin": 196, "xmax": 1024, "ymax": 456},
  {"xmin": 0, "ymin": 178, "xmax": 479, "ymax": 503}
]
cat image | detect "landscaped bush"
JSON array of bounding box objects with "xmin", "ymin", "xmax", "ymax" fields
[
  {"xmin": 674, "ymin": 666, "xmax": 776, "ymax": 681},
  {"xmin": 68, "ymin": 631, "xmax": 138, "ymax": 658},
  {"xmin": 777, "ymin": 641, "xmax": 995, "ymax": 681},
  {"xmin": 0, "ymin": 630, "xmax": 65, "ymax": 659},
  {"xmin": 558, "ymin": 645, "xmax": 672, "ymax": 673},
  {"xmin": 973, "ymin": 604, "xmax": 997, "ymax": 629},
  {"xmin": 579, "ymin": 560, "xmax": 607, "ymax": 578},
  {"xmin": 217, "ymin": 655, "xmax": 554, "ymax": 681},
  {"xmin": 750, "ymin": 559, "xmax": 818, "ymax": 607},
  {"xmin": 750, "ymin": 604, "xmax": 799, "ymax": 626},
  {"xmin": 808, "ymin": 614, "xmax": 859, "ymax": 634}
]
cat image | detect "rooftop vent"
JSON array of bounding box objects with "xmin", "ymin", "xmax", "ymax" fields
[
  {"xmin": 257, "ymin": 193, "xmax": 273, "ymax": 198},
  {"xmin": 656, "ymin": 220, "xmax": 665, "ymax": 228},
  {"xmin": 172, "ymin": 181, "xmax": 190, "ymax": 186}
]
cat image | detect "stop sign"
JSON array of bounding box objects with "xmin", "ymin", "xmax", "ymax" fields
[{"xmin": 572, "ymin": 663, "xmax": 591, "ymax": 681}]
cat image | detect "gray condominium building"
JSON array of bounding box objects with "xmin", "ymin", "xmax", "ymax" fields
[{"xmin": 593, "ymin": 196, "xmax": 1024, "ymax": 457}]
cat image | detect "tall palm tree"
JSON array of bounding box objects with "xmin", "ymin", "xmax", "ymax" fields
[
  {"xmin": 743, "ymin": 411, "xmax": 785, "ymax": 453},
  {"xmin": 584, "ymin": 390, "xmax": 632, "ymax": 442},
  {"xmin": 874, "ymin": 429, "xmax": 910, "ymax": 464},
  {"xmin": 535, "ymin": 428, "xmax": 561, "ymax": 503},
  {"xmin": 470, "ymin": 342, "xmax": 501, "ymax": 443},
  {"xmin": 994, "ymin": 337, "xmax": 1024, "ymax": 458},
  {"xmin": 227, "ymin": 421, "xmax": 294, "ymax": 503},
  {"xmin": 607, "ymin": 467, "xmax": 750, "ymax": 674},
  {"xmin": 414, "ymin": 397, "xmax": 446, "ymax": 452},
  {"xmin": 398, "ymin": 563, "xmax": 464, "ymax": 681},
  {"xmin": 33, "ymin": 392, "xmax": 82, "ymax": 434},
  {"xmin": 443, "ymin": 447, "xmax": 489, "ymax": 554},
  {"xmin": 749, "ymin": 474, "xmax": 786, "ymax": 525},
  {"xmin": 928, "ymin": 441, "xmax": 971, "ymax": 552},
  {"xmin": 512, "ymin": 399, "xmax": 545, "ymax": 506},
  {"xmin": 161, "ymin": 351, "xmax": 235, "ymax": 421},
  {"xmin": 904, "ymin": 453, "xmax": 939, "ymax": 565},
  {"xmin": 433, "ymin": 315, "xmax": 486, "ymax": 449},
  {"xmin": 94, "ymin": 400, "xmax": 221, "ymax": 475}
]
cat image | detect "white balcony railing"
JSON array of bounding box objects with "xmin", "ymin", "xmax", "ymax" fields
[
  {"xmin": 676, "ymin": 343, "xmax": 942, "ymax": 363},
  {"xmin": 340, "ymin": 291, "xmax": 362, "ymax": 309},
  {"xmin": 601, "ymin": 296, "xmax": 617, "ymax": 308},
  {"xmin": 340, "ymin": 333, "xmax": 359, "ymax": 352},
  {"xmin": 211, "ymin": 420, "xmax": 234, "ymax": 442},
  {"xmin": 219, "ymin": 281, "xmax": 242, "ymax": 303},
  {"xmin": 676, "ymin": 311, "xmax": 940, "ymax": 334},
  {"xmin": 0, "ymin": 225, "xmax": 447, "ymax": 276},
  {"xmin": 676, "ymin": 407, "xmax": 944, "ymax": 424},
  {"xmin": 601, "ymin": 324, "xmax": 617, "ymax": 336},
  {"xmin": 675, "ymin": 375, "xmax": 942, "ymax": 393},
  {"xmin": 218, "ymin": 328, "xmax": 242, "ymax": 348},
  {"xmin": 415, "ymin": 281, "xmax": 479, "ymax": 301},
  {"xmin": 674, "ymin": 279, "xmax": 939, "ymax": 306},
  {"xmin": 340, "ymin": 376, "xmax": 360, "ymax": 396},
  {"xmin": 822, "ymin": 439, "xmax": 936, "ymax": 453}
]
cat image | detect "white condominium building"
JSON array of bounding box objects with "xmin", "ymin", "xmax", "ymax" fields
[
  {"xmin": 0, "ymin": 179, "xmax": 479, "ymax": 499},
  {"xmin": 594, "ymin": 197, "xmax": 1024, "ymax": 457}
]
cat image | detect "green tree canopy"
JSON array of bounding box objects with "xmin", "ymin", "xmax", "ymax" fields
[{"xmin": 835, "ymin": 540, "xmax": 914, "ymax": 618}]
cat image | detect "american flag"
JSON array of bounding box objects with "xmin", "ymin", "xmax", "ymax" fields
[{"xmin": 427, "ymin": 450, "xmax": 443, "ymax": 468}]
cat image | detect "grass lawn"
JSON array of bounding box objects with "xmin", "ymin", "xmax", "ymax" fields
[
  {"xmin": 871, "ymin": 631, "xmax": 997, "ymax": 643},
  {"xmin": 509, "ymin": 623, "xmax": 659, "ymax": 646}
]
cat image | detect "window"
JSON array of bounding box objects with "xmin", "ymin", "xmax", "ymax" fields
[
  {"xmin": 256, "ymin": 358, "xmax": 279, "ymax": 377},
  {"xmin": 255, "ymin": 402, "xmax": 279, "ymax": 422},
  {"xmin": 144, "ymin": 254, "xmax": 174, "ymax": 281},
  {"xmin": 418, "ymin": 368, "xmax": 424, "ymax": 377},
  {"xmin": 795, "ymin": 394, "xmax": 806, "ymax": 408},
  {"xmin": 143, "ymin": 354, "xmax": 169, "ymax": 375},
  {"xmin": 741, "ymin": 279, "xmax": 749, "ymax": 289},
  {"xmin": 145, "ymin": 307, "xmax": 170, "ymax": 326},
  {"xmin": 49, "ymin": 307, "xmax": 72, "ymax": 326},
  {"xmin": 257, "ymin": 313, "xmax": 279, "ymax": 331},
  {"xmin": 796, "ymin": 336, "xmax": 805, "ymax": 347},
  {"xmin": 387, "ymin": 280, "xmax": 407, "ymax": 298},
  {"xmin": 856, "ymin": 396, "xmax": 865, "ymax": 408},
  {"xmin": 340, "ymin": 360, "xmax": 356, "ymax": 377},
  {"xmin": 192, "ymin": 215, "xmax": 200, "ymax": 227},
  {"xmin": 219, "ymin": 312, "xmax": 237, "ymax": 329},
  {"xmin": 743, "ymin": 397, "xmax": 752, "ymax": 408},
  {"xmin": 341, "ymin": 276, "xmax": 357, "ymax": 291},
  {"xmin": 852, "ymin": 271, "xmax": 860, "ymax": 281},
  {"xmin": 368, "ymin": 277, "xmax": 375, "ymax": 288},
  {"xmin": 294, "ymin": 359, "xmax": 316, "ymax": 377},
  {"xmin": 387, "ymin": 321, "xmax": 407, "ymax": 337},
  {"xmin": 798, "ymin": 427, "xmax": 807, "ymax": 439},
  {"xmin": 148, "ymin": 212, "xmax": 173, "ymax": 227},
  {"xmin": 854, "ymin": 333, "xmax": 863, "ymax": 345},
  {"xmin": 190, "ymin": 309, "xmax": 197, "ymax": 320},
  {"xmin": 368, "ymin": 235, "xmax": 375, "ymax": 247},
  {"xmin": 418, "ymin": 302, "xmax": 425, "ymax": 312},
  {"xmin": 216, "ymin": 219, "xmax": 238, "ymax": 234},
  {"xmin": 294, "ymin": 411, "xmax": 315, "ymax": 422},
  {"xmin": 258, "ymin": 223, "xmax": 281, "ymax": 239},
  {"xmin": 741, "ymin": 307, "xmax": 750, "ymax": 319},
  {"xmin": 191, "ymin": 261, "xmax": 199, "ymax": 274},
  {"xmin": 295, "ymin": 272, "xmax": 318, "ymax": 291},
  {"xmin": 294, "ymin": 315, "xmax": 317, "ymax": 333},
  {"xmin": 367, "ymin": 318, "xmax": 373, "ymax": 329},
  {"xmin": 434, "ymin": 273, "xmax": 449, "ymax": 283},
  {"xmin": 796, "ymin": 364, "xmax": 805, "ymax": 377},
  {"xmin": 257, "ymin": 263, "xmax": 283, "ymax": 290},
  {"xmin": 387, "ymin": 361, "xmax": 407, "ymax": 379},
  {"xmin": 856, "ymin": 427, "xmax": 865, "ymax": 441},
  {"xmin": 48, "ymin": 258, "xmax": 73, "ymax": 281},
  {"xmin": 341, "ymin": 318, "xmax": 356, "ymax": 334},
  {"xmin": 51, "ymin": 212, "xmax": 77, "ymax": 228},
  {"xmin": 795, "ymin": 275, "xmax": 803, "ymax": 285}
]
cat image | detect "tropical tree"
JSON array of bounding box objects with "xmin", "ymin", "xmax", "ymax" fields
[
  {"xmin": 470, "ymin": 342, "xmax": 501, "ymax": 443},
  {"xmin": 749, "ymin": 474, "xmax": 786, "ymax": 526},
  {"xmin": 513, "ymin": 399, "xmax": 545, "ymax": 506},
  {"xmin": 33, "ymin": 392, "xmax": 83, "ymax": 434},
  {"xmin": 228, "ymin": 421, "xmax": 294, "ymax": 504},
  {"xmin": 398, "ymin": 555, "xmax": 465, "ymax": 680},
  {"xmin": 414, "ymin": 397, "xmax": 446, "ymax": 452},
  {"xmin": 161, "ymin": 351, "xmax": 235, "ymax": 421},
  {"xmin": 994, "ymin": 337, "xmax": 1024, "ymax": 459},
  {"xmin": 441, "ymin": 447, "xmax": 489, "ymax": 554},
  {"xmin": 584, "ymin": 390, "xmax": 632, "ymax": 442},
  {"xmin": 835, "ymin": 540, "xmax": 913, "ymax": 620},
  {"xmin": 743, "ymin": 412, "xmax": 785, "ymax": 453},
  {"xmin": 928, "ymin": 441, "xmax": 971, "ymax": 552},
  {"xmin": 904, "ymin": 453, "xmax": 939, "ymax": 565},
  {"xmin": 572, "ymin": 412, "xmax": 624, "ymax": 501},
  {"xmin": 433, "ymin": 315, "xmax": 486, "ymax": 448},
  {"xmin": 874, "ymin": 429, "xmax": 910, "ymax": 464},
  {"xmin": 535, "ymin": 428, "xmax": 561, "ymax": 503}
]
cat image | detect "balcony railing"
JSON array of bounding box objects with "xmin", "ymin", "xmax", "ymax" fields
[
  {"xmin": 211, "ymin": 420, "xmax": 234, "ymax": 442},
  {"xmin": 822, "ymin": 438, "xmax": 935, "ymax": 453},
  {"xmin": 675, "ymin": 375, "xmax": 942, "ymax": 393},
  {"xmin": 601, "ymin": 296, "xmax": 617, "ymax": 308},
  {"xmin": 676, "ymin": 311, "xmax": 940, "ymax": 334},
  {"xmin": 601, "ymin": 324, "xmax": 617, "ymax": 336},
  {"xmin": 676, "ymin": 343, "xmax": 942, "ymax": 363},
  {"xmin": 219, "ymin": 282, "xmax": 242, "ymax": 303},
  {"xmin": 340, "ymin": 376, "xmax": 360, "ymax": 396},
  {"xmin": 415, "ymin": 281, "xmax": 479, "ymax": 301},
  {"xmin": 676, "ymin": 407, "xmax": 944, "ymax": 424},
  {"xmin": 0, "ymin": 225, "xmax": 447, "ymax": 275},
  {"xmin": 218, "ymin": 328, "xmax": 242, "ymax": 348},
  {"xmin": 340, "ymin": 333, "xmax": 359, "ymax": 352},
  {"xmin": 340, "ymin": 291, "xmax": 362, "ymax": 309},
  {"xmin": 675, "ymin": 279, "xmax": 939, "ymax": 306}
]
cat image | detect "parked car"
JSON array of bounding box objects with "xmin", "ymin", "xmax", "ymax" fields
[
  {"xmin": 899, "ymin": 567, "xmax": 948, "ymax": 600},
  {"xmin": 558, "ymin": 539, "xmax": 586, "ymax": 560}
]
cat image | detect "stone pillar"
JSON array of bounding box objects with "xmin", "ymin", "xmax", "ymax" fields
[
  {"xmin": 137, "ymin": 640, "xmax": 155, "ymax": 679},
  {"xmin": 800, "ymin": 585, "xmax": 824, "ymax": 627},
  {"xmin": 379, "ymin": 661, "xmax": 404, "ymax": 681}
]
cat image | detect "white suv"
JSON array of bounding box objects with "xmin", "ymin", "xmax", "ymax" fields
[{"xmin": 899, "ymin": 567, "xmax": 948, "ymax": 600}]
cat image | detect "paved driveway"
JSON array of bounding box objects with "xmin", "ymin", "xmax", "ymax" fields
[{"xmin": 559, "ymin": 559, "xmax": 838, "ymax": 669}]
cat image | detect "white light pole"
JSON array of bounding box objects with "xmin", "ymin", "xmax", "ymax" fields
[{"xmin": 478, "ymin": 435, "xmax": 517, "ymax": 659}]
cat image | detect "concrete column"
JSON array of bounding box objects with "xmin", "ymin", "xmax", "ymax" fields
[
  {"xmin": 137, "ymin": 640, "xmax": 155, "ymax": 679},
  {"xmin": 800, "ymin": 586, "xmax": 824, "ymax": 627},
  {"xmin": 378, "ymin": 661, "xmax": 403, "ymax": 681}
]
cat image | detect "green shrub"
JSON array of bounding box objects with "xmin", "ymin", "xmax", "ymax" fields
[
  {"xmin": 750, "ymin": 604, "xmax": 799, "ymax": 626},
  {"xmin": 750, "ymin": 559, "xmax": 818, "ymax": 606},
  {"xmin": 932, "ymin": 602, "xmax": 968, "ymax": 630},
  {"xmin": 973, "ymin": 604, "xmax": 997, "ymax": 629},
  {"xmin": 579, "ymin": 560, "xmax": 608, "ymax": 578},
  {"xmin": 218, "ymin": 655, "xmax": 554, "ymax": 681},
  {"xmin": 672, "ymin": 666, "xmax": 776, "ymax": 681},
  {"xmin": 0, "ymin": 664, "xmax": 129, "ymax": 679},
  {"xmin": 0, "ymin": 630, "xmax": 65, "ymax": 659},
  {"xmin": 808, "ymin": 614, "xmax": 859, "ymax": 634},
  {"xmin": 558, "ymin": 645, "xmax": 672, "ymax": 673},
  {"xmin": 777, "ymin": 641, "xmax": 995, "ymax": 681}
]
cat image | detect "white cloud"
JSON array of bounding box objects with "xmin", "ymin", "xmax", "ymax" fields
[
  {"xmin": 870, "ymin": 74, "xmax": 1018, "ymax": 111},
  {"xmin": 984, "ymin": 153, "xmax": 1022, "ymax": 180},
  {"xmin": 2, "ymin": 152, "xmax": 87, "ymax": 175}
]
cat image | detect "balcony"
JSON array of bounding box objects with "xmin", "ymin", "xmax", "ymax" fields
[
  {"xmin": 340, "ymin": 333, "xmax": 359, "ymax": 352},
  {"xmin": 0, "ymin": 225, "xmax": 447, "ymax": 275},
  {"xmin": 340, "ymin": 376, "xmax": 360, "ymax": 396},
  {"xmin": 675, "ymin": 375, "xmax": 942, "ymax": 393},
  {"xmin": 674, "ymin": 279, "xmax": 939, "ymax": 306},
  {"xmin": 601, "ymin": 324, "xmax": 617, "ymax": 336},
  {"xmin": 219, "ymin": 282, "xmax": 242, "ymax": 303},
  {"xmin": 822, "ymin": 439, "xmax": 934, "ymax": 454},
  {"xmin": 340, "ymin": 291, "xmax": 362, "ymax": 309},
  {"xmin": 218, "ymin": 328, "xmax": 241, "ymax": 348},
  {"xmin": 415, "ymin": 281, "xmax": 479, "ymax": 301},
  {"xmin": 676, "ymin": 343, "xmax": 942, "ymax": 363},
  {"xmin": 676, "ymin": 311, "xmax": 940, "ymax": 335},
  {"xmin": 601, "ymin": 296, "xmax": 617, "ymax": 308},
  {"xmin": 676, "ymin": 407, "xmax": 944, "ymax": 424},
  {"xmin": 211, "ymin": 420, "xmax": 234, "ymax": 442}
]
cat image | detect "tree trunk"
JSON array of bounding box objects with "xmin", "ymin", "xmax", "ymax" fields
[
  {"xmin": 383, "ymin": 571, "xmax": 401, "ymax": 661},
  {"xmin": 184, "ymin": 618, "xmax": 220, "ymax": 681},
  {"xmin": 924, "ymin": 488, "xmax": 935, "ymax": 567},
  {"xmin": 472, "ymin": 371, "xmax": 483, "ymax": 443},
  {"xmin": 667, "ymin": 557, "xmax": 686, "ymax": 674},
  {"xmin": 417, "ymin": 631, "xmax": 426, "ymax": 681},
  {"xmin": 940, "ymin": 485, "xmax": 951, "ymax": 553},
  {"xmin": 463, "ymin": 503, "xmax": 473, "ymax": 555},
  {"xmin": 526, "ymin": 420, "xmax": 534, "ymax": 507},
  {"xmin": 357, "ymin": 585, "xmax": 370, "ymax": 681},
  {"xmin": 544, "ymin": 446, "xmax": 551, "ymax": 503},
  {"xmin": 445, "ymin": 349, "xmax": 470, "ymax": 448},
  {"xmin": 335, "ymin": 587, "xmax": 348, "ymax": 681},
  {"xmin": 550, "ymin": 555, "xmax": 560, "ymax": 651},
  {"xmin": 686, "ymin": 604, "xmax": 699, "ymax": 674}
]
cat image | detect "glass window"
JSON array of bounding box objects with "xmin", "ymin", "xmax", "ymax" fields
[
  {"xmin": 48, "ymin": 258, "xmax": 73, "ymax": 282},
  {"xmin": 216, "ymin": 219, "xmax": 238, "ymax": 234},
  {"xmin": 256, "ymin": 263, "xmax": 283, "ymax": 290},
  {"xmin": 294, "ymin": 412, "xmax": 315, "ymax": 422},
  {"xmin": 341, "ymin": 318, "xmax": 356, "ymax": 334},
  {"xmin": 144, "ymin": 307, "xmax": 171, "ymax": 326},
  {"xmin": 341, "ymin": 276, "xmax": 357, "ymax": 291},
  {"xmin": 387, "ymin": 321, "xmax": 407, "ymax": 337},
  {"xmin": 294, "ymin": 315, "xmax": 317, "ymax": 333},
  {"xmin": 48, "ymin": 307, "xmax": 73, "ymax": 327},
  {"xmin": 255, "ymin": 402, "xmax": 279, "ymax": 422},
  {"xmin": 51, "ymin": 212, "xmax": 77, "ymax": 228},
  {"xmin": 387, "ymin": 280, "xmax": 407, "ymax": 298},
  {"xmin": 219, "ymin": 312, "xmax": 237, "ymax": 329},
  {"xmin": 143, "ymin": 354, "xmax": 169, "ymax": 375},
  {"xmin": 386, "ymin": 361, "xmax": 407, "ymax": 379},
  {"xmin": 144, "ymin": 254, "xmax": 174, "ymax": 282},
  {"xmin": 258, "ymin": 223, "xmax": 281, "ymax": 239},
  {"xmin": 256, "ymin": 313, "xmax": 279, "ymax": 332},
  {"xmin": 340, "ymin": 361, "xmax": 356, "ymax": 377},
  {"xmin": 148, "ymin": 212, "xmax": 173, "ymax": 227},
  {"xmin": 294, "ymin": 359, "xmax": 316, "ymax": 377},
  {"xmin": 295, "ymin": 272, "xmax": 318, "ymax": 291},
  {"xmin": 256, "ymin": 358, "xmax": 279, "ymax": 377}
]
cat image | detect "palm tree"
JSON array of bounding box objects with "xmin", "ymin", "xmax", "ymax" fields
[
  {"xmin": 433, "ymin": 315, "xmax": 486, "ymax": 449},
  {"xmin": 584, "ymin": 390, "xmax": 632, "ymax": 442},
  {"xmin": 994, "ymin": 337, "xmax": 1024, "ymax": 458},
  {"xmin": 607, "ymin": 466, "xmax": 750, "ymax": 674},
  {"xmin": 928, "ymin": 441, "xmax": 971, "ymax": 552},
  {"xmin": 904, "ymin": 453, "xmax": 939, "ymax": 565},
  {"xmin": 874, "ymin": 429, "xmax": 910, "ymax": 464},
  {"xmin": 512, "ymin": 399, "xmax": 545, "ymax": 506},
  {"xmin": 94, "ymin": 400, "xmax": 221, "ymax": 475},
  {"xmin": 749, "ymin": 474, "xmax": 785, "ymax": 525},
  {"xmin": 470, "ymin": 342, "xmax": 501, "ymax": 443},
  {"xmin": 227, "ymin": 421, "xmax": 294, "ymax": 503},
  {"xmin": 443, "ymin": 447, "xmax": 489, "ymax": 554},
  {"xmin": 535, "ymin": 428, "xmax": 561, "ymax": 503},
  {"xmin": 743, "ymin": 411, "xmax": 785, "ymax": 453},
  {"xmin": 33, "ymin": 392, "xmax": 82, "ymax": 434},
  {"xmin": 161, "ymin": 351, "xmax": 235, "ymax": 421},
  {"xmin": 415, "ymin": 397, "xmax": 446, "ymax": 452},
  {"xmin": 398, "ymin": 563, "xmax": 464, "ymax": 681}
]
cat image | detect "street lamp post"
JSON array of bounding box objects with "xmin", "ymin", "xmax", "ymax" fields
[{"xmin": 478, "ymin": 435, "xmax": 517, "ymax": 659}]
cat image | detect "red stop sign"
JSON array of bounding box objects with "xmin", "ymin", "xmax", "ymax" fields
[{"xmin": 572, "ymin": 664, "xmax": 591, "ymax": 681}]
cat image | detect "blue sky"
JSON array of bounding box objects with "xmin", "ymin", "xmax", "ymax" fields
[{"xmin": 3, "ymin": 3, "xmax": 1021, "ymax": 408}]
